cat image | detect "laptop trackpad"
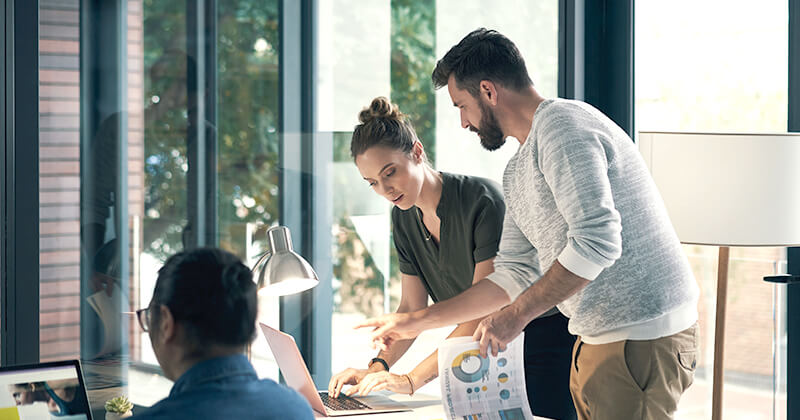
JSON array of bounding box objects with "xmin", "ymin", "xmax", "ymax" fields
[{"xmin": 351, "ymin": 393, "xmax": 409, "ymax": 410}]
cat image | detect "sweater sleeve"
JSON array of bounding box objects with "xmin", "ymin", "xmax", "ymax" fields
[
  {"xmin": 538, "ymin": 119, "xmax": 623, "ymax": 280},
  {"xmin": 485, "ymin": 213, "xmax": 542, "ymax": 301}
]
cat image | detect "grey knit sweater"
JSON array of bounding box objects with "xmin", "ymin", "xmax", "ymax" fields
[{"xmin": 486, "ymin": 99, "xmax": 699, "ymax": 344}]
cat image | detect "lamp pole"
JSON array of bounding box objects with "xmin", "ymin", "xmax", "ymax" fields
[{"xmin": 711, "ymin": 247, "xmax": 730, "ymax": 420}]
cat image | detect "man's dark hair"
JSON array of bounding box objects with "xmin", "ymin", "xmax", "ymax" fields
[
  {"xmin": 151, "ymin": 248, "xmax": 257, "ymax": 352},
  {"xmin": 432, "ymin": 28, "xmax": 533, "ymax": 96}
]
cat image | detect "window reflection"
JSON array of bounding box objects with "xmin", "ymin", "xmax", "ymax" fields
[{"xmin": 38, "ymin": 0, "xmax": 284, "ymax": 409}]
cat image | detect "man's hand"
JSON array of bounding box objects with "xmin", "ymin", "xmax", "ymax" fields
[
  {"xmin": 472, "ymin": 304, "xmax": 527, "ymax": 358},
  {"xmin": 354, "ymin": 312, "xmax": 424, "ymax": 351},
  {"xmin": 344, "ymin": 371, "xmax": 414, "ymax": 397}
]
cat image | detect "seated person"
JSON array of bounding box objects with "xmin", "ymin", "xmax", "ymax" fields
[
  {"xmin": 130, "ymin": 248, "xmax": 313, "ymax": 420},
  {"xmin": 9, "ymin": 379, "xmax": 88, "ymax": 417}
]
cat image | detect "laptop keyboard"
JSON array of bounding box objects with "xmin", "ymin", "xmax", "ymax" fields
[{"xmin": 319, "ymin": 392, "xmax": 372, "ymax": 411}]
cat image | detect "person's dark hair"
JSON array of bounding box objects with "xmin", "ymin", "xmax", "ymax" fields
[
  {"xmin": 151, "ymin": 248, "xmax": 257, "ymax": 351},
  {"xmin": 432, "ymin": 28, "xmax": 533, "ymax": 97},
  {"xmin": 350, "ymin": 96, "xmax": 420, "ymax": 159}
]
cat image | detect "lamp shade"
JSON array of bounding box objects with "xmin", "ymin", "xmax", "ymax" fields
[
  {"xmin": 638, "ymin": 132, "xmax": 800, "ymax": 246},
  {"xmin": 252, "ymin": 226, "xmax": 319, "ymax": 296}
]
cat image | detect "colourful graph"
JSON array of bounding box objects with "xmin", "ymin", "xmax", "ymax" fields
[{"xmin": 451, "ymin": 349, "xmax": 490, "ymax": 383}]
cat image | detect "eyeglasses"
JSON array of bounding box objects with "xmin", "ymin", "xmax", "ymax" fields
[{"xmin": 136, "ymin": 307, "xmax": 152, "ymax": 332}]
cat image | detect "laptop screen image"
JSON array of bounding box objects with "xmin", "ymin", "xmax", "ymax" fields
[{"xmin": 0, "ymin": 360, "xmax": 92, "ymax": 420}]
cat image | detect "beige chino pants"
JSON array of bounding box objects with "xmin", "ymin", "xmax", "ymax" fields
[{"xmin": 569, "ymin": 323, "xmax": 698, "ymax": 420}]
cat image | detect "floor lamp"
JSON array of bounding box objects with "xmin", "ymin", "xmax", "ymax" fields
[{"xmin": 639, "ymin": 132, "xmax": 800, "ymax": 420}]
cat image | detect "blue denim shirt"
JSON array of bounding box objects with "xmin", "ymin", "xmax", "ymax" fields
[{"xmin": 129, "ymin": 354, "xmax": 314, "ymax": 420}]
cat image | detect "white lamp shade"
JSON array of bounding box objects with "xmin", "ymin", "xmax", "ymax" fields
[{"xmin": 638, "ymin": 132, "xmax": 800, "ymax": 246}]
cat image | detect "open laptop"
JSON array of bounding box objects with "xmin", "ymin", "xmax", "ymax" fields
[
  {"xmin": 0, "ymin": 359, "xmax": 93, "ymax": 420},
  {"xmin": 260, "ymin": 323, "xmax": 411, "ymax": 417}
]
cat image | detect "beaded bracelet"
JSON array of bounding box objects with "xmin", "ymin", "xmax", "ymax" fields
[{"xmin": 402, "ymin": 374, "xmax": 415, "ymax": 396}]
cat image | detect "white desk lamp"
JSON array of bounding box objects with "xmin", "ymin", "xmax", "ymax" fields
[{"xmin": 639, "ymin": 131, "xmax": 800, "ymax": 420}]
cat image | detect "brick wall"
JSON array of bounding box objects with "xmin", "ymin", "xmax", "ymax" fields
[
  {"xmin": 127, "ymin": 0, "xmax": 145, "ymax": 362},
  {"xmin": 39, "ymin": 0, "xmax": 144, "ymax": 362},
  {"xmin": 39, "ymin": 0, "xmax": 82, "ymax": 361}
]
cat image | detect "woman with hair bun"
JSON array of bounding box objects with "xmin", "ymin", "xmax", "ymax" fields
[
  {"xmin": 130, "ymin": 248, "xmax": 313, "ymax": 420},
  {"xmin": 327, "ymin": 97, "xmax": 576, "ymax": 419}
]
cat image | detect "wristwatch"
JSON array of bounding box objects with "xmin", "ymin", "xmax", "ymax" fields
[{"xmin": 368, "ymin": 357, "xmax": 389, "ymax": 372}]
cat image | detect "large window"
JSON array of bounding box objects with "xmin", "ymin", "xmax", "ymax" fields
[
  {"xmin": 320, "ymin": 0, "xmax": 558, "ymax": 396},
  {"xmin": 636, "ymin": 2, "xmax": 788, "ymax": 419},
  {"xmin": 37, "ymin": 0, "xmax": 282, "ymax": 409}
]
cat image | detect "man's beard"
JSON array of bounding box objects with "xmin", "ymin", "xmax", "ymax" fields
[{"xmin": 470, "ymin": 101, "xmax": 506, "ymax": 151}]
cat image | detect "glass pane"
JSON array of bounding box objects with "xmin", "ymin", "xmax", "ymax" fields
[
  {"xmin": 216, "ymin": 1, "xmax": 281, "ymax": 262},
  {"xmin": 434, "ymin": 0, "xmax": 559, "ymax": 182},
  {"xmin": 213, "ymin": 0, "xmax": 282, "ymax": 380},
  {"xmin": 635, "ymin": 2, "xmax": 789, "ymax": 419},
  {"xmin": 322, "ymin": 0, "xmax": 558, "ymax": 397},
  {"xmin": 37, "ymin": 0, "xmax": 282, "ymax": 415},
  {"xmin": 139, "ymin": 0, "xmax": 190, "ymax": 368}
]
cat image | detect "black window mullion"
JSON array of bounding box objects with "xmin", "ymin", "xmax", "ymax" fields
[
  {"xmin": 2, "ymin": 0, "xmax": 40, "ymax": 366},
  {"xmin": 186, "ymin": 0, "xmax": 218, "ymax": 249},
  {"xmin": 558, "ymin": 0, "xmax": 584, "ymax": 101},
  {"xmin": 560, "ymin": 0, "xmax": 634, "ymax": 137},
  {"xmin": 786, "ymin": 2, "xmax": 799, "ymax": 419}
]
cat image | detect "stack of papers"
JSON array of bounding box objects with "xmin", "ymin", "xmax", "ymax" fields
[{"xmin": 438, "ymin": 335, "xmax": 533, "ymax": 420}]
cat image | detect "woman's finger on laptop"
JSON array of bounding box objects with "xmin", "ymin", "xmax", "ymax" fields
[
  {"xmin": 344, "ymin": 382, "xmax": 361, "ymax": 397},
  {"xmin": 356, "ymin": 375, "xmax": 378, "ymax": 396}
]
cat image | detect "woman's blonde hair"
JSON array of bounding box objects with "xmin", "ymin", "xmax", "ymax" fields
[{"xmin": 350, "ymin": 97, "xmax": 421, "ymax": 159}]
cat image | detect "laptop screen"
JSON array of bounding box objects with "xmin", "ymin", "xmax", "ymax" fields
[{"xmin": 0, "ymin": 361, "xmax": 92, "ymax": 420}]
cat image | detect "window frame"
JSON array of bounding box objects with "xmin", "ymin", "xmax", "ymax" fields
[
  {"xmin": 787, "ymin": 2, "xmax": 799, "ymax": 418},
  {"xmin": 2, "ymin": 0, "xmax": 40, "ymax": 366},
  {"xmin": 3, "ymin": 5, "xmax": 797, "ymax": 419}
]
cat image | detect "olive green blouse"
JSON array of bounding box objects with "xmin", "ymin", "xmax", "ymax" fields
[{"xmin": 391, "ymin": 172, "xmax": 505, "ymax": 302}]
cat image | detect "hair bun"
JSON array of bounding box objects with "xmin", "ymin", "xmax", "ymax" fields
[
  {"xmin": 220, "ymin": 261, "xmax": 252, "ymax": 295},
  {"xmin": 358, "ymin": 96, "xmax": 403, "ymax": 124}
]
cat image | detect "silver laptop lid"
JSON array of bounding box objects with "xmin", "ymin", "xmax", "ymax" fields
[{"xmin": 259, "ymin": 323, "xmax": 329, "ymax": 414}]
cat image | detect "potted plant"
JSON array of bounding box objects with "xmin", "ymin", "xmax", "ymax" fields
[{"xmin": 104, "ymin": 395, "xmax": 133, "ymax": 420}]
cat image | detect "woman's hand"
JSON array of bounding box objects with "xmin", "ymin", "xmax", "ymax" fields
[
  {"xmin": 328, "ymin": 368, "xmax": 371, "ymax": 398},
  {"xmin": 345, "ymin": 371, "xmax": 414, "ymax": 397},
  {"xmin": 354, "ymin": 312, "xmax": 423, "ymax": 351}
]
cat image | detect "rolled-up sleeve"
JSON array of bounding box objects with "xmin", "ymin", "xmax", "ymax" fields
[
  {"xmin": 540, "ymin": 129, "xmax": 623, "ymax": 280},
  {"xmin": 485, "ymin": 214, "xmax": 542, "ymax": 301}
]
